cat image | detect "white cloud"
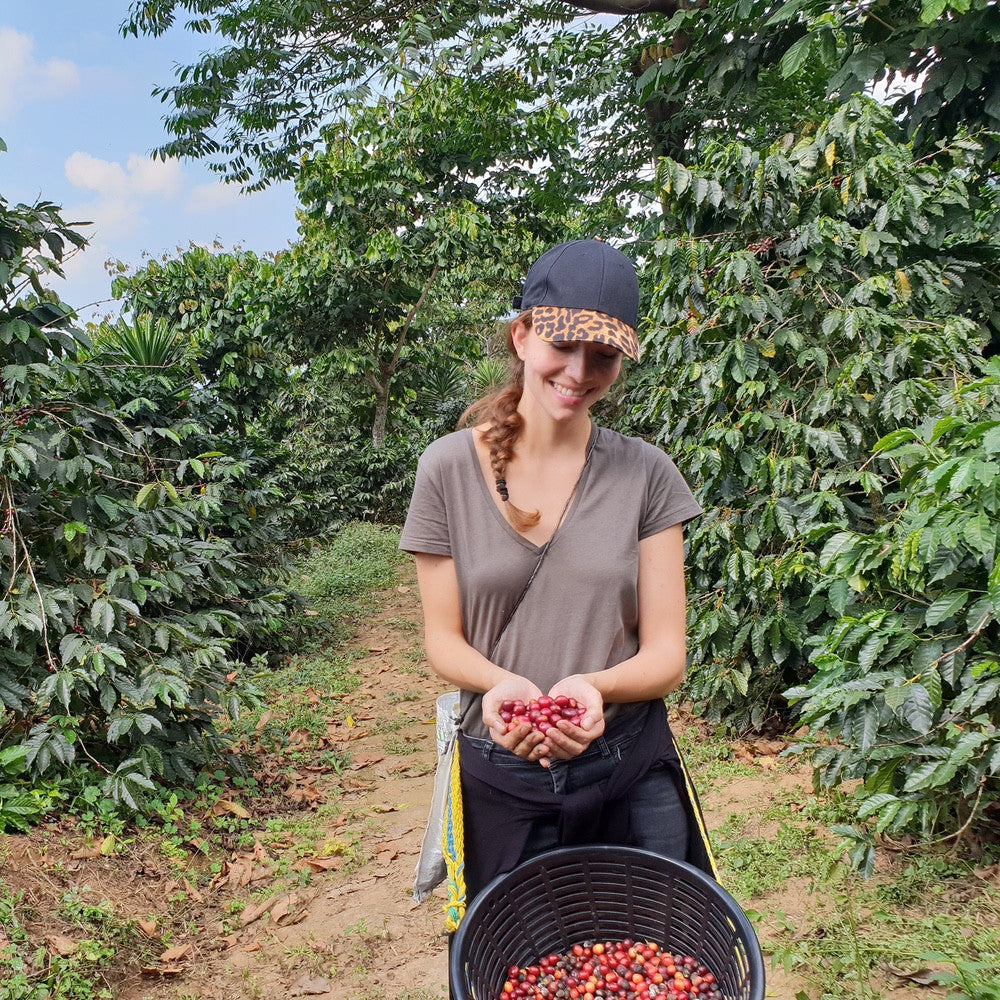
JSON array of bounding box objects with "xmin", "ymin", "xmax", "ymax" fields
[
  {"xmin": 66, "ymin": 194, "xmax": 142, "ymax": 241},
  {"xmin": 187, "ymin": 180, "xmax": 246, "ymax": 214},
  {"xmin": 0, "ymin": 27, "xmax": 80, "ymax": 121},
  {"xmin": 62, "ymin": 151, "xmax": 185, "ymax": 241},
  {"xmin": 126, "ymin": 154, "xmax": 183, "ymax": 198},
  {"xmin": 64, "ymin": 151, "xmax": 129, "ymax": 195},
  {"xmin": 65, "ymin": 151, "xmax": 182, "ymax": 199}
]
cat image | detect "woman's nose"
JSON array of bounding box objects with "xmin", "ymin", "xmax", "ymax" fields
[{"xmin": 563, "ymin": 346, "xmax": 588, "ymax": 379}]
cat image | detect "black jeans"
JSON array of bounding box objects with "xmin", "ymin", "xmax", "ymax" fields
[{"xmin": 462, "ymin": 714, "xmax": 689, "ymax": 865}]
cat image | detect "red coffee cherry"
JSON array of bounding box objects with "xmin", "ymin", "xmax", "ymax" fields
[
  {"xmin": 499, "ymin": 697, "xmax": 585, "ymax": 734},
  {"xmin": 498, "ymin": 940, "xmax": 725, "ymax": 999}
]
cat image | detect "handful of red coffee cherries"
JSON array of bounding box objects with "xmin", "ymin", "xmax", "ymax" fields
[{"xmin": 499, "ymin": 695, "xmax": 585, "ymax": 734}]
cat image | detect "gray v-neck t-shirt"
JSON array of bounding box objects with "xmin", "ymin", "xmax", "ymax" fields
[{"xmin": 400, "ymin": 425, "xmax": 702, "ymax": 739}]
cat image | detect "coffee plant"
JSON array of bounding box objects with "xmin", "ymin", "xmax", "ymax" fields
[
  {"xmin": 1, "ymin": 183, "xmax": 284, "ymax": 811},
  {"xmin": 626, "ymin": 97, "xmax": 1000, "ymax": 840},
  {"xmin": 786, "ymin": 361, "xmax": 1000, "ymax": 849},
  {"xmin": 631, "ymin": 98, "xmax": 1000, "ymax": 731}
]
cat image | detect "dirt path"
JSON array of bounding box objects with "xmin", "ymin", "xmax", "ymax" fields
[
  {"xmin": 168, "ymin": 564, "xmax": 456, "ymax": 999},
  {"xmin": 1, "ymin": 561, "xmax": 816, "ymax": 999},
  {"xmin": 182, "ymin": 561, "xmax": 810, "ymax": 1000}
]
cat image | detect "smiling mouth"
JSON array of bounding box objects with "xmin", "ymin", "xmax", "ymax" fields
[{"xmin": 550, "ymin": 381, "xmax": 587, "ymax": 399}]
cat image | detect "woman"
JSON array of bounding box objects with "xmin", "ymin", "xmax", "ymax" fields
[{"xmin": 401, "ymin": 239, "xmax": 713, "ymax": 904}]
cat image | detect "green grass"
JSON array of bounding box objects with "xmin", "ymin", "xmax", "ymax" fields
[
  {"xmin": 0, "ymin": 523, "xmax": 411, "ymax": 1000},
  {"xmin": 0, "ymin": 884, "xmax": 145, "ymax": 1000},
  {"xmin": 697, "ymin": 753, "xmax": 1000, "ymax": 1000}
]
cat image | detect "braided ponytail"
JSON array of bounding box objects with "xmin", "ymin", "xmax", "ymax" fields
[{"xmin": 459, "ymin": 312, "xmax": 541, "ymax": 531}]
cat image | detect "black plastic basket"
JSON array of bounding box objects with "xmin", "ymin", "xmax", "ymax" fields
[{"xmin": 450, "ymin": 845, "xmax": 765, "ymax": 1000}]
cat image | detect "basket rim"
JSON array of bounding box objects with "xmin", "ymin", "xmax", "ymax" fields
[{"xmin": 450, "ymin": 844, "xmax": 766, "ymax": 1000}]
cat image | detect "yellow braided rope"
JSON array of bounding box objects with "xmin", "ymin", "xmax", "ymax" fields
[
  {"xmin": 442, "ymin": 739, "xmax": 466, "ymax": 931},
  {"xmin": 677, "ymin": 748, "xmax": 719, "ymax": 879}
]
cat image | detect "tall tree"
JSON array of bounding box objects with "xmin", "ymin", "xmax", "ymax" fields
[
  {"xmin": 283, "ymin": 66, "xmax": 601, "ymax": 449},
  {"xmin": 123, "ymin": 0, "xmax": 997, "ymax": 194}
]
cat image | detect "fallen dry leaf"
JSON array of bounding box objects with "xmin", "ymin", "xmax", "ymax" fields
[
  {"xmin": 140, "ymin": 964, "xmax": 186, "ymax": 977},
  {"xmin": 270, "ymin": 896, "xmax": 294, "ymax": 923},
  {"xmin": 213, "ymin": 855, "xmax": 253, "ymax": 890},
  {"xmin": 291, "ymin": 974, "xmax": 332, "ymax": 995},
  {"xmin": 159, "ymin": 943, "xmax": 192, "ymax": 963},
  {"xmin": 276, "ymin": 907, "xmax": 309, "ymax": 928},
  {"xmin": 46, "ymin": 935, "xmax": 78, "ymax": 957},
  {"xmin": 137, "ymin": 918, "xmax": 158, "ymax": 938},
  {"xmin": 284, "ymin": 782, "xmax": 325, "ymax": 807},
  {"xmin": 182, "ymin": 878, "xmax": 204, "ymax": 903},
  {"xmin": 349, "ymin": 752, "xmax": 385, "ymax": 769},
  {"xmin": 296, "ymin": 856, "xmax": 343, "ymax": 873},
  {"xmin": 69, "ymin": 846, "xmax": 102, "ymax": 860},
  {"xmin": 888, "ymin": 966, "xmax": 946, "ymax": 986},
  {"xmin": 240, "ymin": 897, "xmax": 278, "ymax": 927},
  {"xmin": 211, "ymin": 799, "xmax": 251, "ymax": 820}
]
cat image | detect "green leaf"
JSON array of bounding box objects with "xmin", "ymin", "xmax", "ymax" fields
[
  {"xmin": 920, "ymin": 0, "xmax": 950, "ymax": 23},
  {"xmin": 903, "ymin": 758, "xmax": 957, "ymax": 792},
  {"xmin": 873, "ymin": 428, "xmax": 919, "ymax": 453},
  {"xmin": 901, "ymin": 684, "xmax": 935, "ymax": 734},
  {"xmin": 135, "ymin": 483, "xmax": 158, "ymax": 509},
  {"xmin": 780, "ymin": 34, "xmax": 813, "ymax": 78},
  {"xmin": 62, "ymin": 521, "xmax": 87, "ymax": 542},
  {"xmin": 925, "ymin": 591, "xmax": 969, "ymax": 626},
  {"xmin": 856, "ymin": 792, "xmax": 899, "ymax": 820}
]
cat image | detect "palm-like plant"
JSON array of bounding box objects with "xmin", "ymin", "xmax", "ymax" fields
[{"xmin": 92, "ymin": 313, "xmax": 185, "ymax": 368}]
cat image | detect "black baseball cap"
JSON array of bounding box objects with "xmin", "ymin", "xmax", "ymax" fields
[{"xmin": 512, "ymin": 239, "xmax": 640, "ymax": 361}]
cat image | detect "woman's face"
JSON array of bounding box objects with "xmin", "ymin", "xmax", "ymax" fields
[{"xmin": 512, "ymin": 320, "xmax": 623, "ymax": 424}]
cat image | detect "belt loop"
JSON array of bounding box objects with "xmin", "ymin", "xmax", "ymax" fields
[
  {"xmin": 595, "ymin": 736, "xmax": 612, "ymax": 759},
  {"xmin": 482, "ymin": 740, "xmax": 495, "ymax": 761}
]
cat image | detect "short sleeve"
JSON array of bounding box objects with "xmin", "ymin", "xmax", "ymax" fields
[
  {"xmin": 399, "ymin": 444, "xmax": 452, "ymax": 556},
  {"xmin": 639, "ymin": 445, "xmax": 702, "ymax": 539}
]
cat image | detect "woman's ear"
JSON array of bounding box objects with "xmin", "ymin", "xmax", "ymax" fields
[{"xmin": 510, "ymin": 317, "xmax": 531, "ymax": 361}]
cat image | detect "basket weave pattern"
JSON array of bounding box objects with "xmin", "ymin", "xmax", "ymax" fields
[{"xmin": 451, "ymin": 846, "xmax": 765, "ymax": 1000}]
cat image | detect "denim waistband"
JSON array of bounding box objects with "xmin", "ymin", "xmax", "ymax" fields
[{"xmin": 463, "ymin": 706, "xmax": 650, "ymax": 768}]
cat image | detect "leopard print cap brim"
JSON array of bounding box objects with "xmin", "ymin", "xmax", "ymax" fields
[{"xmin": 531, "ymin": 305, "xmax": 640, "ymax": 362}]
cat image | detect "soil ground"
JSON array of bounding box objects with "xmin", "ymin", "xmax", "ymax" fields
[{"xmin": 4, "ymin": 562, "xmax": 989, "ymax": 999}]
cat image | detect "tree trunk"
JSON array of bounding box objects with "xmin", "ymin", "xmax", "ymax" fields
[{"xmin": 372, "ymin": 379, "xmax": 389, "ymax": 451}]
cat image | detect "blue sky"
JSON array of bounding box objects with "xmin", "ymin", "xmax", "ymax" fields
[{"xmin": 1, "ymin": 2, "xmax": 300, "ymax": 323}]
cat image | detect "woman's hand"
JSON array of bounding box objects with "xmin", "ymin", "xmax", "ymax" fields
[
  {"xmin": 539, "ymin": 676, "xmax": 606, "ymax": 763},
  {"xmin": 482, "ymin": 676, "xmax": 547, "ymax": 761}
]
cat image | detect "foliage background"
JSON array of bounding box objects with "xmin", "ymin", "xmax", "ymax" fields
[{"xmin": 3, "ymin": 0, "xmax": 1000, "ymax": 853}]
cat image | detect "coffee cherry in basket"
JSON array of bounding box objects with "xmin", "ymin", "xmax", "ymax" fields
[
  {"xmin": 499, "ymin": 695, "xmax": 584, "ymax": 734},
  {"xmin": 498, "ymin": 938, "xmax": 723, "ymax": 999}
]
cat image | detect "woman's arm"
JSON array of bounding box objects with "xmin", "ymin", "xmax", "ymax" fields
[
  {"xmin": 544, "ymin": 524, "xmax": 688, "ymax": 760},
  {"xmin": 412, "ymin": 551, "xmax": 547, "ymax": 757}
]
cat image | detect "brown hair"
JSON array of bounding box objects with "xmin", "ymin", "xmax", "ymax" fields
[{"xmin": 459, "ymin": 311, "xmax": 540, "ymax": 531}]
